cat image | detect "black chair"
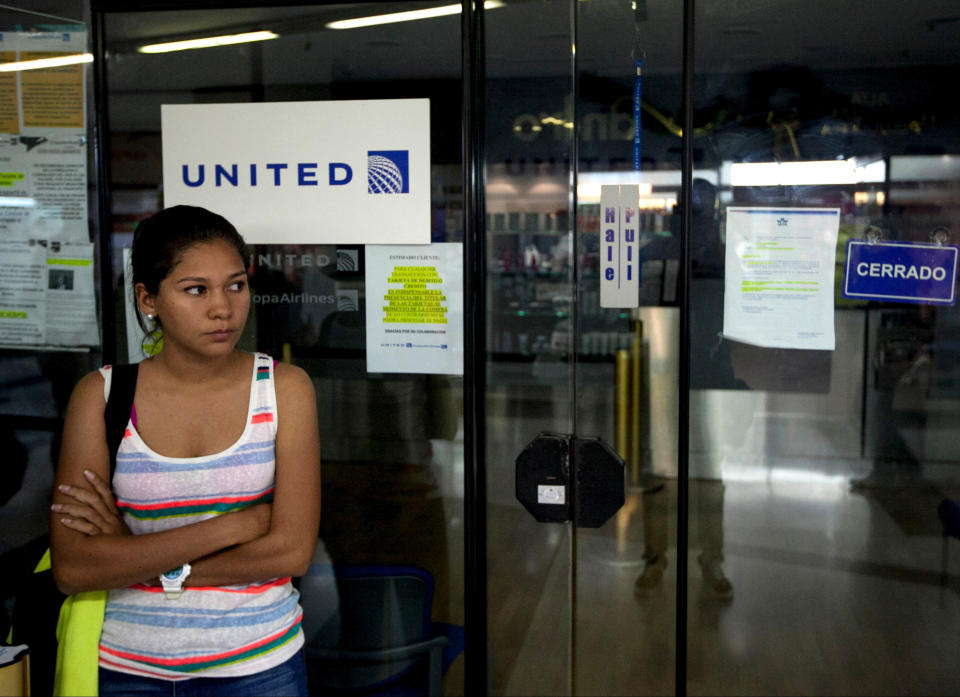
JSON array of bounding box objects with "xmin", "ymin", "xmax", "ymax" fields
[
  {"xmin": 937, "ymin": 499, "xmax": 960, "ymax": 587},
  {"xmin": 300, "ymin": 564, "xmax": 450, "ymax": 696}
]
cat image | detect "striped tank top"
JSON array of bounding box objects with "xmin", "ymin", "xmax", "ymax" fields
[{"xmin": 97, "ymin": 353, "xmax": 304, "ymax": 680}]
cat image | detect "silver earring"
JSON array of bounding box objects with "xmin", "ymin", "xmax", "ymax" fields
[{"xmin": 145, "ymin": 313, "xmax": 154, "ymax": 320}]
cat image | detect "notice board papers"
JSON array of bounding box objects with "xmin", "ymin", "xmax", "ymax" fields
[
  {"xmin": 0, "ymin": 31, "xmax": 98, "ymax": 350},
  {"xmin": 0, "ymin": 31, "xmax": 89, "ymax": 242},
  {"xmin": 0, "ymin": 240, "xmax": 97, "ymax": 347},
  {"xmin": 723, "ymin": 207, "xmax": 839, "ymax": 350}
]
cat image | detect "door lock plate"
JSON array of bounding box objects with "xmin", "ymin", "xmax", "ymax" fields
[{"xmin": 515, "ymin": 432, "xmax": 625, "ymax": 527}]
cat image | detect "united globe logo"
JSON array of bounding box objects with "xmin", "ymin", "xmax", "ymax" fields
[{"xmin": 367, "ymin": 150, "xmax": 409, "ymax": 194}]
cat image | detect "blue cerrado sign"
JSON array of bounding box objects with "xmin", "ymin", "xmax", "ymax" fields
[{"xmin": 842, "ymin": 240, "xmax": 959, "ymax": 305}]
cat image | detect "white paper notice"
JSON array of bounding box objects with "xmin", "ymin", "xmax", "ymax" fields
[
  {"xmin": 365, "ymin": 243, "xmax": 463, "ymax": 375},
  {"xmin": 0, "ymin": 240, "xmax": 46, "ymax": 344},
  {"xmin": 0, "ymin": 239, "xmax": 98, "ymax": 347},
  {"xmin": 723, "ymin": 207, "xmax": 839, "ymax": 350},
  {"xmin": 45, "ymin": 242, "xmax": 98, "ymax": 346}
]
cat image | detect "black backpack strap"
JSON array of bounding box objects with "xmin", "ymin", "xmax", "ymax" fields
[{"xmin": 104, "ymin": 363, "xmax": 138, "ymax": 479}]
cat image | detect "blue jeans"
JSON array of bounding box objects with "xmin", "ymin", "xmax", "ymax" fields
[{"xmin": 99, "ymin": 651, "xmax": 308, "ymax": 696}]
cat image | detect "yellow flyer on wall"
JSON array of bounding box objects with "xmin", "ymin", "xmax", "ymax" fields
[{"xmin": 365, "ymin": 243, "xmax": 463, "ymax": 375}]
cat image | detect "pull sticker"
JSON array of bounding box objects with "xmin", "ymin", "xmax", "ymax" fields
[{"xmin": 600, "ymin": 184, "xmax": 640, "ymax": 308}]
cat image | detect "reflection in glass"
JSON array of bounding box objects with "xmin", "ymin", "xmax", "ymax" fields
[
  {"xmin": 103, "ymin": 6, "xmax": 465, "ymax": 694},
  {"xmin": 688, "ymin": 1, "xmax": 960, "ymax": 694}
]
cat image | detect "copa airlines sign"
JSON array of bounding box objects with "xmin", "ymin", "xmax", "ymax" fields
[{"xmin": 161, "ymin": 100, "xmax": 430, "ymax": 244}]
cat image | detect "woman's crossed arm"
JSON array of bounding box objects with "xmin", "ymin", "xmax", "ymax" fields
[{"xmin": 50, "ymin": 365, "xmax": 321, "ymax": 593}]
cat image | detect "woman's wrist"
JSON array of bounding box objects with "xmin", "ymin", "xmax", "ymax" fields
[{"xmin": 219, "ymin": 503, "xmax": 271, "ymax": 546}]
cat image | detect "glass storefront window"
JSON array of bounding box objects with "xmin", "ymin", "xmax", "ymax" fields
[
  {"xmin": 685, "ymin": 2, "xmax": 960, "ymax": 693},
  {"xmin": 105, "ymin": 5, "xmax": 467, "ymax": 695},
  {"xmin": 2, "ymin": 1, "xmax": 960, "ymax": 696}
]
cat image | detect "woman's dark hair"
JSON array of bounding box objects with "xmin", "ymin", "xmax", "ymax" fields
[{"xmin": 130, "ymin": 205, "xmax": 251, "ymax": 334}]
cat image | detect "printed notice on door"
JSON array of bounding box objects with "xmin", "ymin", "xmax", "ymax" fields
[
  {"xmin": 723, "ymin": 207, "xmax": 839, "ymax": 350},
  {"xmin": 365, "ymin": 243, "xmax": 463, "ymax": 375}
]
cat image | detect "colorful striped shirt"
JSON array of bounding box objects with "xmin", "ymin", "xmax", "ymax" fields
[{"xmin": 97, "ymin": 353, "xmax": 304, "ymax": 680}]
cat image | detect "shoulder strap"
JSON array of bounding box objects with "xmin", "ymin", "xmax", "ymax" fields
[{"xmin": 104, "ymin": 364, "xmax": 138, "ymax": 478}]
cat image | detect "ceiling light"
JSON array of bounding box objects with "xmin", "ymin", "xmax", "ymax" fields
[
  {"xmin": 0, "ymin": 53, "xmax": 92, "ymax": 72},
  {"xmin": 138, "ymin": 31, "xmax": 278, "ymax": 54},
  {"xmin": 730, "ymin": 159, "xmax": 886, "ymax": 186},
  {"xmin": 327, "ymin": 1, "xmax": 504, "ymax": 30},
  {"xmin": 577, "ymin": 170, "xmax": 720, "ymax": 203}
]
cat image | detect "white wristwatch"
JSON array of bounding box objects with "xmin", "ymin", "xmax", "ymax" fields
[{"xmin": 159, "ymin": 563, "xmax": 191, "ymax": 599}]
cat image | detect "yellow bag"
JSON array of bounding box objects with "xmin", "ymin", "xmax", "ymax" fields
[
  {"xmin": 32, "ymin": 550, "xmax": 106, "ymax": 697},
  {"xmin": 53, "ymin": 591, "xmax": 106, "ymax": 697}
]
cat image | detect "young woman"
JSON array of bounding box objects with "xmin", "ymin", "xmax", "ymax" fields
[{"xmin": 50, "ymin": 205, "xmax": 321, "ymax": 696}]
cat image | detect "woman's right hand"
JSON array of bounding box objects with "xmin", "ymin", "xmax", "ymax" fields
[{"xmin": 53, "ymin": 468, "xmax": 130, "ymax": 537}]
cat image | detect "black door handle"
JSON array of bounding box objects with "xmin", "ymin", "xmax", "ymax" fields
[{"xmin": 515, "ymin": 432, "xmax": 625, "ymax": 528}]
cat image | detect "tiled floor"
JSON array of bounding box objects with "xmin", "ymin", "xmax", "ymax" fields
[{"xmin": 486, "ymin": 456, "xmax": 960, "ymax": 696}]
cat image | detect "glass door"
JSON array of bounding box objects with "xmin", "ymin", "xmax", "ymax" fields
[
  {"xmin": 682, "ymin": 1, "xmax": 960, "ymax": 694},
  {"xmin": 571, "ymin": 1, "xmax": 683, "ymax": 695},
  {"xmin": 490, "ymin": 0, "xmax": 960, "ymax": 695},
  {"xmin": 100, "ymin": 4, "xmax": 465, "ymax": 694},
  {"xmin": 554, "ymin": 1, "xmax": 960, "ymax": 696},
  {"xmin": 484, "ymin": 0, "xmax": 683, "ymax": 694},
  {"xmin": 482, "ymin": 0, "xmax": 578, "ymax": 691}
]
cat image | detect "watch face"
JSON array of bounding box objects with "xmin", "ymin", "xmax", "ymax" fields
[{"xmin": 162, "ymin": 566, "xmax": 183, "ymax": 580}]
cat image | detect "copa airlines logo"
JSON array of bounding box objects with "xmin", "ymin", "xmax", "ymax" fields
[
  {"xmin": 367, "ymin": 151, "xmax": 409, "ymax": 194},
  {"xmin": 179, "ymin": 149, "xmax": 411, "ymax": 195}
]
